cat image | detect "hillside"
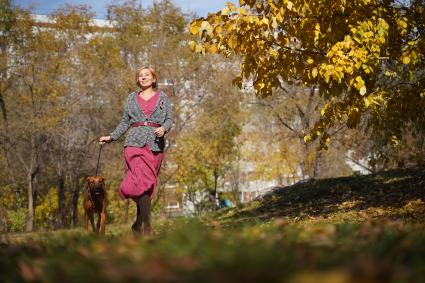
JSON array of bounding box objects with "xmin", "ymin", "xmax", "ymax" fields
[
  {"xmin": 2, "ymin": 167, "xmax": 425, "ymax": 283},
  {"xmin": 216, "ymin": 166, "xmax": 425, "ymax": 226}
]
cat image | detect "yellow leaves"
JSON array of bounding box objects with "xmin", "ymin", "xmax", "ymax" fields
[
  {"xmin": 364, "ymin": 31, "xmax": 374, "ymax": 38},
  {"xmin": 261, "ymin": 17, "xmax": 269, "ymax": 26},
  {"xmin": 221, "ymin": 2, "xmax": 238, "ymax": 16},
  {"xmin": 402, "ymin": 56, "xmax": 411, "ymax": 65},
  {"xmin": 238, "ymin": 7, "xmax": 247, "ymax": 16},
  {"xmin": 271, "ymin": 17, "xmax": 278, "ymax": 29},
  {"xmin": 347, "ymin": 107, "xmax": 360, "ymax": 128},
  {"xmin": 195, "ymin": 44, "xmax": 204, "ymax": 53},
  {"xmin": 363, "ymin": 95, "xmax": 378, "ymax": 108},
  {"xmin": 397, "ymin": 17, "xmax": 408, "ymax": 35},
  {"xmin": 401, "ymin": 49, "xmax": 419, "ymax": 66},
  {"xmin": 314, "ymin": 23, "xmax": 320, "ymax": 45},
  {"xmin": 200, "ymin": 21, "xmax": 213, "ymax": 36},
  {"xmin": 403, "ymin": 199, "xmax": 425, "ymax": 215},
  {"xmin": 364, "ymin": 96, "xmax": 372, "ymax": 108},
  {"xmin": 286, "ymin": 1, "xmax": 293, "ymax": 11},
  {"xmin": 354, "ymin": 76, "xmax": 367, "ymax": 95},
  {"xmin": 214, "ymin": 25, "xmax": 223, "ymax": 34},
  {"xmin": 304, "ymin": 134, "xmax": 312, "ymax": 143},
  {"xmin": 391, "ymin": 135, "xmax": 400, "ymax": 146},
  {"xmin": 228, "ymin": 35, "xmax": 238, "ymax": 49},
  {"xmin": 363, "ymin": 93, "xmax": 383, "ymax": 109},
  {"xmin": 209, "ymin": 44, "xmax": 218, "ymax": 54},
  {"xmin": 320, "ymin": 103, "xmax": 330, "ymax": 116},
  {"xmin": 227, "ymin": 1, "xmax": 237, "ymax": 11},
  {"xmin": 275, "ymin": 10, "xmax": 284, "ymax": 23},
  {"xmin": 189, "ymin": 20, "xmax": 214, "ymax": 37},
  {"xmin": 189, "ymin": 21, "xmax": 201, "ymax": 35},
  {"xmin": 255, "ymin": 81, "xmax": 265, "ymax": 90},
  {"xmin": 189, "ymin": 41, "xmax": 205, "ymax": 54},
  {"xmin": 270, "ymin": 48, "xmax": 278, "ymax": 58},
  {"xmin": 221, "ymin": 7, "xmax": 230, "ymax": 16},
  {"xmin": 188, "ymin": 0, "xmax": 424, "ymax": 144},
  {"xmin": 366, "ymin": 20, "xmax": 373, "ymax": 29}
]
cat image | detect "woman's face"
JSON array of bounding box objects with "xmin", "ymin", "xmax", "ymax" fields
[{"xmin": 138, "ymin": 69, "xmax": 156, "ymax": 89}]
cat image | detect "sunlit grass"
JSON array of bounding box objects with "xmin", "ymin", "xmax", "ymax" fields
[
  {"xmin": 2, "ymin": 167, "xmax": 425, "ymax": 283},
  {"xmin": 2, "ymin": 218, "xmax": 425, "ymax": 283}
]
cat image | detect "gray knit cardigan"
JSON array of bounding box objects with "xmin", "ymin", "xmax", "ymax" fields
[{"xmin": 110, "ymin": 91, "xmax": 173, "ymax": 151}]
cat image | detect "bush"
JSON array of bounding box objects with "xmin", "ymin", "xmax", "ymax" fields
[{"xmin": 7, "ymin": 208, "xmax": 27, "ymax": 233}]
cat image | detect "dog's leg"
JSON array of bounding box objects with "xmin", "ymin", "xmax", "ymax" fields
[
  {"xmin": 88, "ymin": 211, "xmax": 95, "ymax": 232},
  {"xmin": 100, "ymin": 213, "xmax": 106, "ymax": 235},
  {"xmin": 100, "ymin": 198, "xmax": 106, "ymax": 235},
  {"xmin": 84, "ymin": 212, "xmax": 89, "ymax": 233},
  {"xmin": 96, "ymin": 213, "xmax": 101, "ymax": 234}
]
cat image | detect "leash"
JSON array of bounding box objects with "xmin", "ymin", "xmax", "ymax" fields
[
  {"xmin": 95, "ymin": 143, "xmax": 103, "ymax": 176},
  {"xmin": 86, "ymin": 137, "xmax": 105, "ymax": 176},
  {"xmin": 90, "ymin": 142, "xmax": 103, "ymax": 210}
]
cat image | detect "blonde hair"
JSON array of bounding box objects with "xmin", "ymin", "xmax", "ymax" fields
[{"xmin": 135, "ymin": 66, "xmax": 158, "ymax": 89}]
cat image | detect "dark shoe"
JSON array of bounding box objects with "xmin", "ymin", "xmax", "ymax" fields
[{"xmin": 131, "ymin": 222, "xmax": 142, "ymax": 238}]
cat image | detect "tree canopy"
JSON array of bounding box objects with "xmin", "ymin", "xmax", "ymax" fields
[{"xmin": 189, "ymin": 0, "xmax": 425, "ymax": 147}]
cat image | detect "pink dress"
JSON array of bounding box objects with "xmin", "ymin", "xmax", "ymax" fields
[{"xmin": 118, "ymin": 91, "xmax": 164, "ymax": 200}]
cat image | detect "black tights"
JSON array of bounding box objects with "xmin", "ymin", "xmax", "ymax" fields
[{"xmin": 133, "ymin": 192, "xmax": 151, "ymax": 232}]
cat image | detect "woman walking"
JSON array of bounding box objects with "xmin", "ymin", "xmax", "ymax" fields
[{"xmin": 99, "ymin": 66, "xmax": 173, "ymax": 236}]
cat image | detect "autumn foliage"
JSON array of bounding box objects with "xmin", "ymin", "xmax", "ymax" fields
[{"xmin": 189, "ymin": 0, "xmax": 425, "ymax": 147}]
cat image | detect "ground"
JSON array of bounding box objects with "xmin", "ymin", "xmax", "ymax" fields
[{"xmin": 1, "ymin": 167, "xmax": 425, "ymax": 283}]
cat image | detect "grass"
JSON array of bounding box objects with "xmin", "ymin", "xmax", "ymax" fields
[{"xmin": 1, "ymin": 167, "xmax": 425, "ymax": 283}]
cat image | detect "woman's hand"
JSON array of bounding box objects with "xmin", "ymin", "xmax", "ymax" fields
[
  {"xmin": 99, "ymin": 135, "xmax": 112, "ymax": 144},
  {"xmin": 154, "ymin": 127, "xmax": 166, "ymax": 137}
]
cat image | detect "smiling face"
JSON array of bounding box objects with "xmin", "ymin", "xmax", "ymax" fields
[{"xmin": 137, "ymin": 68, "xmax": 157, "ymax": 89}]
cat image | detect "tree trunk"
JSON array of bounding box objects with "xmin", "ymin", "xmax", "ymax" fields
[
  {"xmin": 209, "ymin": 191, "xmax": 217, "ymax": 211},
  {"xmin": 57, "ymin": 174, "xmax": 66, "ymax": 228},
  {"xmin": 300, "ymin": 140, "xmax": 309, "ymax": 180},
  {"xmin": 26, "ymin": 166, "xmax": 38, "ymax": 232},
  {"xmin": 70, "ymin": 175, "xmax": 80, "ymax": 228},
  {"xmin": 0, "ymin": 86, "xmax": 16, "ymax": 183},
  {"xmin": 25, "ymin": 133, "xmax": 41, "ymax": 231},
  {"xmin": 209, "ymin": 169, "xmax": 219, "ymax": 211},
  {"xmin": 26, "ymin": 173, "xmax": 34, "ymax": 232},
  {"xmin": 312, "ymin": 150, "xmax": 322, "ymax": 178}
]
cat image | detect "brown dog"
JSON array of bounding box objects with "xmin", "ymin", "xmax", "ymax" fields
[{"xmin": 83, "ymin": 176, "xmax": 107, "ymax": 235}]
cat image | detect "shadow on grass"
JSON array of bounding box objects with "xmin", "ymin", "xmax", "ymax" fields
[{"xmin": 218, "ymin": 167, "xmax": 425, "ymax": 226}]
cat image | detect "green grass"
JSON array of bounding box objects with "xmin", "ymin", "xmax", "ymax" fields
[{"xmin": 1, "ymin": 167, "xmax": 425, "ymax": 283}]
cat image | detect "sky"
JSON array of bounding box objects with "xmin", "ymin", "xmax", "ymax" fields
[{"xmin": 13, "ymin": 0, "xmax": 236, "ymax": 19}]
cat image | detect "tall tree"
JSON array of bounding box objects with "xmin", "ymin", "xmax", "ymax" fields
[
  {"xmin": 189, "ymin": 0, "xmax": 425, "ymax": 152},
  {"xmin": 173, "ymin": 71, "xmax": 243, "ymax": 211},
  {"xmin": 0, "ymin": 1, "xmax": 31, "ymax": 183},
  {"xmin": 10, "ymin": 6, "xmax": 93, "ymax": 230}
]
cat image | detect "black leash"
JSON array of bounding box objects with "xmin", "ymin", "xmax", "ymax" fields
[{"xmin": 95, "ymin": 143, "xmax": 103, "ymax": 176}]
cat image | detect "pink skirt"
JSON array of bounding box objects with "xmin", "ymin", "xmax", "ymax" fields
[{"xmin": 118, "ymin": 146, "xmax": 164, "ymax": 200}]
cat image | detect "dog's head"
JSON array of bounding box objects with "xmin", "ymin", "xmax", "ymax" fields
[{"xmin": 87, "ymin": 176, "xmax": 105, "ymax": 196}]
